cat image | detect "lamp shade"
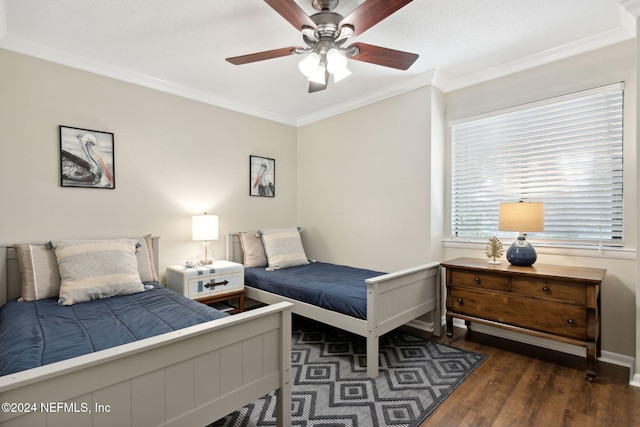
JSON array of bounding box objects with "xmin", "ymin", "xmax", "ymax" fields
[
  {"xmin": 192, "ymin": 213, "xmax": 218, "ymax": 241},
  {"xmin": 498, "ymin": 202, "xmax": 544, "ymax": 233}
]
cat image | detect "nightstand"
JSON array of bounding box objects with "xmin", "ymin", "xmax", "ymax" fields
[{"xmin": 166, "ymin": 261, "xmax": 245, "ymax": 314}]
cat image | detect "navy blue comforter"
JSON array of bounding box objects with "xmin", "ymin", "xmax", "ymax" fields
[
  {"xmin": 244, "ymin": 262, "xmax": 385, "ymax": 320},
  {"xmin": 0, "ymin": 283, "xmax": 228, "ymax": 376}
]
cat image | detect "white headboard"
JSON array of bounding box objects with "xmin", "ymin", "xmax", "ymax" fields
[
  {"xmin": 225, "ymin": 233, "xmax": 244, "ymax": 264},
  {"xmin": 1, "ymin": 237, "xmax": 160, "ymax": 307}
]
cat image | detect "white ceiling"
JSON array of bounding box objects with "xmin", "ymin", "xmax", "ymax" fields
[{"xmin": 0, "ymin": 0, "xmax": 635, "ymax": 125}]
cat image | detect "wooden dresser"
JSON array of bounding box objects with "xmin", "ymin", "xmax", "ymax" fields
[{"xmin": 442, "ymin": 257, "xmax": 606, "ymax": 380}]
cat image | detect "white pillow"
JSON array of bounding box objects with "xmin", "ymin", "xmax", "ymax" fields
[
  {"xmin": 54, "ymin": 239, "xmax": 145, "ymax": 305},
  {"xmin": 260, "ymin": 227, "xmax": 309, "ymax": 271}
]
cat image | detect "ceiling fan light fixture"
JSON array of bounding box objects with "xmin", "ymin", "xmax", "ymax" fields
[
  {"xmin": 331, "ymin": 66, "xmax": 351, "ymax": 83},
  {"xmin": 308, "ymin": 63, "xmax": 327, "ymax": 84},
  {"xmin": 326, "ymin": 48, "xmax": 346, "ymax": 71},
  {"xmin": 326, "ymin": 47, "xmax": 350, "ymax": 82},
  {"xmin": 298, "ymin": 51, "xmax": 321, "ymax": 77}
]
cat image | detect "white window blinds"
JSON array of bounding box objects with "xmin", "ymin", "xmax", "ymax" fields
[{"xmin": 451, "ymin": 83, "xmax": 624, "ymax": 246}]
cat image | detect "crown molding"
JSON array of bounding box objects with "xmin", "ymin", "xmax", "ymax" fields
[
  {"xmin": 0, "ymin": 33, "xmax": 298, "ymax": 126},
  {"xmin": 621, "ymin": 0, "xmax": 640, "ymax": 18},
  {"xmin": 295, "ymin": 71, "xmax": 436, "ymax": 126},
  {"xmin": 436, "ymin": 25, "xmax": 634, "ymax": 93}
]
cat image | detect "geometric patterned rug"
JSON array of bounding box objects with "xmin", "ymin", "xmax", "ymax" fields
[{"xmin": 210, "ymin": 319, "xmax": 485, "ymax": 427}]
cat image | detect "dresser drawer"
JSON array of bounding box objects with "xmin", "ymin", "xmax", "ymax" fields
[
  {"xmin": 449, "ymin": 269, "xmax": 508, "ymax": 292},
  {"xmin": 188, "ymin": 271, "xmax": 243, "ymax": 299},
  {"xmin": 450, "ymin": 287, "xmax": 587, "ymax": 340},
  {"xmin": 511, "ymin": 277, "xmax": 586, "ymax": 305}
]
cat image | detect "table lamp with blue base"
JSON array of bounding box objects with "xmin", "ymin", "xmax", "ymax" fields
[{"xmin": 498, "ymin": 202, "xmax": 544, "ymax": 267}]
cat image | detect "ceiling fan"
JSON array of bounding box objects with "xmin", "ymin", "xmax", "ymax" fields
[{"xmin": 226, "ymin": 0, "xmax": 419, "ymax": 93}]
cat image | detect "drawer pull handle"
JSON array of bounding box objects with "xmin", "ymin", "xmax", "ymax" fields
[
  {"xmin": 473, "ymin": 277, "xmax": 480, "ymax": 284},
  {"xmin": 542, "ymin": 286, "xmax": 550, "ymax": 293},
  {"xmin": 205, "ymin": 280, "xmax": 229, "ymax": 289},
  {"xmin": 457, "ymin": 298, "xmax": 464, "ymax": 305},
  {"xmin": 567, "ymin": 319, "xmax": 575, "ymax": 325}
]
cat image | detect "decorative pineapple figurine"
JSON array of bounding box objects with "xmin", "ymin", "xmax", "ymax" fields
[{"xmin": 485, "ymin": 235, "xmax": 504, "ymax": 264}]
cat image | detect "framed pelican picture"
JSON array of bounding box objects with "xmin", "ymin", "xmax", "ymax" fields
[
  {"xmin": 60, "ymin": 125, "xmax": 115, "ymax": 189},
  {"xmin": 250, "ymin": 155, "xmax": 275, "ymax": 197}
]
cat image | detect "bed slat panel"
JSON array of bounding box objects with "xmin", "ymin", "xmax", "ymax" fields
[
  {"xmin": 194, "ymin": 350, "xmax": 222, "ymax": 406},
  {"xmin": 243, "ymin": 334, "xmax": 265, "ymax": 384},
  {"xmin": 165, "ymin": 359, "xmax": 196, "ymax": 422},
  {"xmin": 133, "ymin": 370, "xmax": 165, "ymax": 427},
  {"xmin": 94, "ymin": 381, "xmax": 131, "ymax": 427},
  {"xmin": 220, "ymin": 342, "xmax": 243, "ymax": 392},
  {"xmin": 1, "ymin": 410, "xmax": 43, "ymax": 427},
  {"xmin": 262, "ymin": 329, "xmax": 280, "ymax": 373}
]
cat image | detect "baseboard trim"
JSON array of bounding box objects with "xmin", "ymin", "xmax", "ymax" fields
[
  {"xmin": 405, "ymin": 318, "xmax": 434, "ymax": 333},
  {"xmin": 451, "ymin": 319, "xmax": 637, "ymax": 385}
]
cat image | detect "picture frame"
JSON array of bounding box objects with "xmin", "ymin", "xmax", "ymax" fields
[
  {"xmin": 250, "ymin": 155, "xmax": 275, "ymax": 197},
  {"xmin": 60, "ymin": 125, "xmax": 115, "ymax": 189}
]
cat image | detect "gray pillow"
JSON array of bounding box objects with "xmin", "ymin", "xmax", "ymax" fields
[
  {"xmin": 135, "ymin": 234, "xmax": 160, "ymax": 282},
  {"xmin": 238, "ymin": 231, "xmax": 267, "ymax": 268},
  {"xmin": 14, "ymin": 244, "xmax": 61, "ymax": 301},
  {"xmin": 54, "ymin": 238, "xmax": 145, "ymax": 305}
]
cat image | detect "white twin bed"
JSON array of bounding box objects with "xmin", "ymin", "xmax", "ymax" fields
[
  {"xmin": 0, "ymin": 237, "xmax": 292, "ymax": 427},
  {"xmin": 226, "ymin": 232, "xmax": 442, "ymax": 378}
]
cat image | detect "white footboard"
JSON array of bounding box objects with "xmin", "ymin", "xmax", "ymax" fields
[
  {"xmin": 365, "ymin": 262, "xmax": 441, "ymax": 377},
  {"xmin": 0, "ymin": 302, "xmax": 293, "ymax": 427}
]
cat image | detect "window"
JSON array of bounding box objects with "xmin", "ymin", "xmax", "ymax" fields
[{"xmin": 451, "ymin": 83, "xmax": 624, "ymax": 246}]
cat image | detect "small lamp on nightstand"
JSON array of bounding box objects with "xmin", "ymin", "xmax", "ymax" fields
[
  {"xmin": 192, "ymin": 213, "xmax": 218, "ymax": 265},
  {"xmin": 499, "ymin": 201, "xmax": 544, "ymax": 267}
]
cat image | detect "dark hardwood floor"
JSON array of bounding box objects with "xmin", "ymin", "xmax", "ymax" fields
[{"xmin": 403, "ymin": 326, "xmax": 640, "ymax": 427}]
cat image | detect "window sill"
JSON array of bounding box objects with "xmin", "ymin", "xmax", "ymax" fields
[{"xmin": 443, "ymin": 239, "xmax": 636, "ymax": 261}]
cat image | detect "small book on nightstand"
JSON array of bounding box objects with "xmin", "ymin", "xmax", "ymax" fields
[{"xmin": 209, "ymin": 301, "xmax": 235, "ymax": 312}]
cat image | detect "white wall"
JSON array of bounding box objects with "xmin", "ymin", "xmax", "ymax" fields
[
  {"xmin": 297, "ymin": 86, "xmax": 443, "ymax": 273},
  {"xmin": 443, "ymin": 40, "xmax": 637, "ymax": 359},
  {"xmin": 0, "ymin": 49, "xmax": 298, "ymax": 278}
]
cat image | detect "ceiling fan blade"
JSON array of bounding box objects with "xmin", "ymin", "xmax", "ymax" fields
[
  {"xmin": 226, "ymin": 47, "xmax": 300, "ymax": 65},
  {"xmin": 348, "ymin": 42, "xmax": 418, "ymax": 70},
  {"xmin": 340, "ymin": 0, "xmax": 414, "ymax": 37},
  {"xmin": 264, "ymin": 0, "xmax": 318, "ymax": 31}
]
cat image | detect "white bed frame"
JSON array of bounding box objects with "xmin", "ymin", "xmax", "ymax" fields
[
  {"xmin": 225, "ymin": 233, "xmax": 441, "ymax": 378},
  {"xmin": 0, "ymin": 240, "xmax": 293, "ymax": 427}
]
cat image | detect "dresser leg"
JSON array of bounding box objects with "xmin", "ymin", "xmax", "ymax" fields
[
  {"xmin": 446, "ymin": 312, "xmax": 453, "ymax": 343},
  {"xmin": 586, "ymin": 342, "xmax": 597, "ymax": 381}
]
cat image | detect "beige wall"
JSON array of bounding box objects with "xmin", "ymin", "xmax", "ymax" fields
[
  {"xmin": 297, "ymin": 86, "xmax": 444, "ymax": 273},
  {"xmin": 0, "ymin": 49, "xmax": 298, "ymax": 278},
  {"xmin": 443, "ymin": 40, "xmax": 637, "ymax": 359}
]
